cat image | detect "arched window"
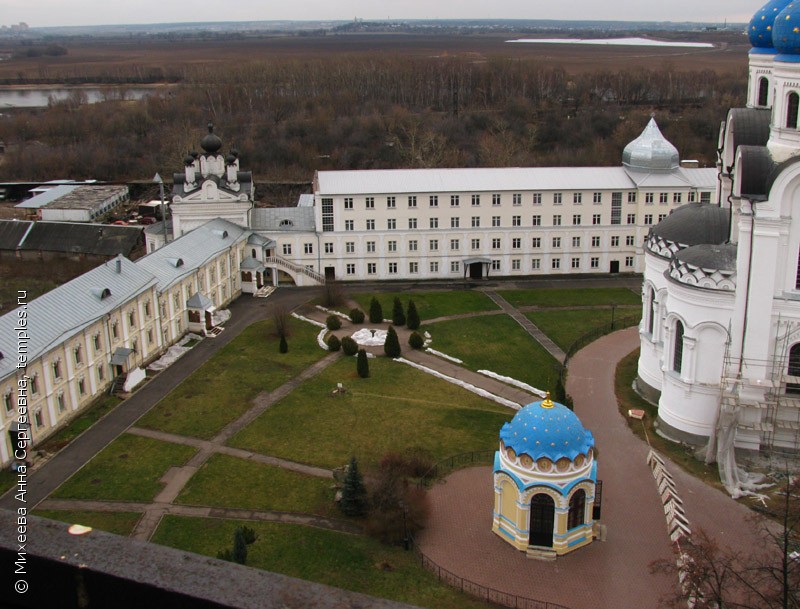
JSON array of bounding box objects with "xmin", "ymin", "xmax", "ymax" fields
[
  {"xmin": 647, "ymin": 288, "xmax": 656, "ymax": 335},
  {"xmin": 787, "ymin": 92, "xmax": 799, "ymax": 129},
  {"xmin": 788, "ymin": 344, "xmax": 800, "ymax": 394},
  {"xmin": 567, "ymin": 489, "xmax": 586, "ymax": 530},
  {"xmin": 758, "ymin": 77, "xmax": 769, "ymax": 107},
  {"xmin": 673, "ymin": 321, "xmax": 685, "ymax": 373}
]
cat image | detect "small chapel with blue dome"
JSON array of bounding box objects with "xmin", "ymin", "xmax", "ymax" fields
[{"xmin": 492, "ymin": 393, "xmax": 598, "ymax": 556}]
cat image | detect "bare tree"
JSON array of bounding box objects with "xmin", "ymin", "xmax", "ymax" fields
[
  {"xmin": 652, "ymin": 475, "xmax": 800, "ymax": 609},
  {"xmin": 272, "ymin": 305, "xmax": 290, "ymax": 339}
]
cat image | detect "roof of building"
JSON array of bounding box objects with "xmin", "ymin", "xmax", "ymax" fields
[
  {"xmin": 738, "ymin": 145, "xmax": 775, "ymax": 197},
  {"xmin": 250, "ymin": 207, "xmax": 316, "ymax": 232},
  {"xmin": 317, "ymin": 167, "xmax": 640, "ymax": 196},
  {"xmin": 0, "ymin": 255, "xmax": 157, "ymax": 381},
  {"xmin": 498, "ymin": 397, "xmax": 595, "ymax": 463},
  {"xmin": 622, "ymin": 118, "xmax": 680, "ymax": 172},
  {"xmin": 674, "ymin": 243, "xmax": 738, "ymax": 272},
  {"xmin": 135, "ymin": 218, "xmax": 249, "ymax": 293},
  {"xmin": 728, "ymin": 108, "xmax": 772, "ymax": 154},
  {"xmin": 186, "ymin": 292, "xmax": 213, "ymax": 309},
  {"xmin": 15, "ymin": 185, "xmax": 127, "ymax": 211},
  {"xmin": 0, "ymin": 220, "xmax": 32, "ymax": 249},
  {"xmin": 10, "ymin": 221, "xmax": 144, "ymax": 257},
  {"xmin": 15, "ymin": 184, "xmax": 78, "ymax": 209},
  {"xmin": 315, "ymin": 164, "xmax": 716, "ymax": 196},
  {"xmin": 774, "ymin": 2, "xmax": 800, "ymax": 60},
  {"xmin": 749, "ymin": 0, "xmax": 791, "ymax": 50},
  {"xmin": 648, "ymin": 203, "xmax": 730, "ymax": 248}
]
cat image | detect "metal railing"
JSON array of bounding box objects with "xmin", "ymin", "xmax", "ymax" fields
[
  {"xmin": 411, "ymin": 537, "xmax": 572, "ymax": 609},
  {"xmin": 418, "ymin": 450, "xmax": 495, "ymax": 487},
  {"xmin": 264, "ymin": 255, "xmax": 325, "ymax": 284}
]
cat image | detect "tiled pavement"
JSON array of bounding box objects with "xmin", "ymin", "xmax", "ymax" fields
[{"xmin": 415, "ymin": 327, "xmax": 767, "ymax": 609}]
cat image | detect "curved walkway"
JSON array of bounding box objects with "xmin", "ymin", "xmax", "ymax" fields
[{"xmin": 416, "ymin": 327, "xmax": 766, "ymax": 609}]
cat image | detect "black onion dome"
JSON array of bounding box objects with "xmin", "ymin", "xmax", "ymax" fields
[
  {"xmin": 649, "ymin": 203, "xmax": 729, "ymax": 247},
  {"xmin": 226, "ymin": 153, "xmax": 237, "ymax": 165},
  {"xmin": 184, "ymin": 154, "xmax": 195, "ymax": 165},
  {"xmin": 200, "ymin": 122, "xmax": 222, "ymax": 154}
]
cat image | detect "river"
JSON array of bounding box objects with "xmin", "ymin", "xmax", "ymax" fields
[{"xmin": 0, "ymin": 85, "xmax": 175, "ymax": 109}]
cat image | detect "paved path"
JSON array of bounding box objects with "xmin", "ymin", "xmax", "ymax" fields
[
  {"xmin": 37, "ymin": 498, "xmax": 361, "ymax": 534},
  {"xmin": 416, "ymin": 327, "xmax": 766, "ymax": 609},
  {"xmin": 482, "ymin": 290, "xmax": 567, "ymax": 363},
  {"xmin": 0, "ymin": 288, "xmax": 318, "ymax": 510}
]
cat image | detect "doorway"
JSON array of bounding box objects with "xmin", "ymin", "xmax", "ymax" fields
[
  {"xmin": 325, "ymin": 267, "xmax": 336, "ymax": 281},
  {"xmin": 529, "ymin": 493, "xmax": 555, "ymax": 547},
  {"xmin": 469, "ymin": 262, "xmax": 483, "ymax": 280},
  {"xmin": 610, "ymin": 260, "xmax": 620, "ymax": 274}
]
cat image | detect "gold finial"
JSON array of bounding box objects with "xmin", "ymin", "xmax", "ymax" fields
[{"xmin": 541, "ymin": 392, "xmax": 554, "ymax": 409}]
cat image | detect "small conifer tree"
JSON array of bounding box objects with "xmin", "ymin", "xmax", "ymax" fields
[
  {"xmin": 406, "ymin": 299, "xmax": 420, "ymax": 330},
  {"xmin": 341, "ymin": 336, "xmax": 358, "ymax": 356},
  {"xmin": 232, "ymin": 527, "xmax": 248, "ymax": 565},
  {"xmin": 384, "ymin": 325, "xmax": 401, "ymax": 358},
  {"xmin": 327, "ymin": 334, "xmax": 341, "ymax": 352},
  {"xmin": 339, "ymin": 456, "xmax": 368, "ymax": 517},
  {"xmin": 349, "ymin": 308, "xmax": 365, "ymax": 324},
  {"xmin": 357, "ymin": 349, "xmax": 370, "ymax": 378},
  {"xmin": 326, "ymin": 314, "xmax": 342, "ymax": 331},
  {"xmin": 408, "ymin": 331, "xmax": 424, "ymax": 350},
  {"xmin": 279, "ymin": 335, "xmax": 288, "ymax": 353},
  {"xmin": 392, "ymin": 297, "xmax": 406, "ymax": 326},
  {"xmin": 369, "ymin": 297, "xmax": 383, "ymax": 324}
]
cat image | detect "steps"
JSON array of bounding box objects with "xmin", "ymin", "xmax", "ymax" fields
[
  {"xmin": 526, "ymin": 545, "xmax": 557, "ymax": 561},
  {"xmin": 110, "ymin": 373, "xmax": 128, "ymax": 395}
]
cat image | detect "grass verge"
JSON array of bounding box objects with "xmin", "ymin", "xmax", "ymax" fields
[
  {"xmin": 152, "ymin": 516, "xmax": 491, "ymax": 609},
  {"xmin": 615, "ymin": 349, "xmax": 721, "ymax": 487},
  {"xmin": 175, "ymin": 454, "xmax": 334, "ymax": 516},
  {"xmin": 528, "ymin": 307, "xmax": 640, "ymax": 351},
  {"xmin": 39, "ymin": 395, "xmax": 123, "ymax": 453},
  {"xmin": 137, "ymin": 319, "xmax": 326, "ymax": 439},
  {"xmin": 32, "ymin": 510, "xmax": 141, "ymax": 536},
  {"xmin": 228, "ymin": 357, "xmax": 513, "ymax": 470},
  {"xmin": 424, "ymin": 314, "xmax": 560, "ymax": 391},
  {"xmin": 498, "ymin": 287, "xmax": 640, "ymax": 308},
  {"xmin": 351, "ymin": 290, "xmax": 498, "ymax": 320},
  {"xmin": 51, "ymin": 433, "xmax": 197, "ymax": 502}
]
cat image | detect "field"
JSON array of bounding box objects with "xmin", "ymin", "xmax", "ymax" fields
[{"xmin": 0, "ymin": 31, "xmax": 750, "ymax": 81}]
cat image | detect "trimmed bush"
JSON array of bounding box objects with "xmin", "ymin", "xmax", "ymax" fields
[
  {"xmin": 369, "ymin": 297, "xmax": 383, "ymax": 324},
  {"xmin": 384, "ymin": 325, "xmax": 401, "ymax": 358},
  {"xmin": 232, "ymin": 527, "xmax": 248, "ymax": 565},
  {"xmin": 392, "ymin": 297, "xmax": 406, "ymax": 326},
  {"xmin": 341, "ymin": 336, "xmax": 358, "ymax": 356},
  {"xmin": 326, "ymin": 315, "xmax": 342, "ymax": 331},
  {"xmin": 279, "ymin": 335, "xmax": 288, "ymax": 354},
  {"xmin": 407, "ymin": 300, "xmax": 420, "ymax": 330},
  {"xmin": 349, "ymin": 308, "xmax": 365, "ymax": 324},
  {"xmin": 327, "ymin": 334, "xmax": 341, "ymax": 352},
  {"xmin": 357, "ymin": 349, "xmax": 370, "ymax": 378},
  {"xmin": 408, "ymin": 331, "xmax": 424, "ymax": 350}
]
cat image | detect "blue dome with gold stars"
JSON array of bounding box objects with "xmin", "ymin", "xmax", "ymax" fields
[
  {"xmin": 774, "ymin": 2, "xmax": 800, "ymax": 60},
  {"xmin": 498, "ymin": 396, "xmax": 594, "ymax": 463},
  {"xmin": 749, "ymin": 0, "xmax": 792, "ymax": 51}
]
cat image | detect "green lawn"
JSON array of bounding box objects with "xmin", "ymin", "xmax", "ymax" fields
[
  {"xmin": 351, "ymin": 290, "xmax": 498, "ymax": 321},
  {"xmin": 176, "ymin": 454, "xmax": 334, "ymax": 515},
  {"xmin": 528, "ymin": 307, "xmax": 641, "ymax": 351},
  {"xmin": 228, "ymin": 357, "xmax": 513, "ymax": 470},
  {"xmin": 33, "ymin": 510, "xmax": 141, "ymax": 536},
  {"xmin": 51, "ymin": 434, "xmax": 196, "ymax": 502},
  {"xmin": 497, "ymin": 287, "xmax": 641, "ymax": 308},
  {"xmin": 152, "ymin": 516, "xmax": 491, "ymax": 609},
  {"xmin": 137, "ymin": 319, "xmax": 326, "ymax": 439},
  {"xmin": 424, "ymin": 315, "xmax": 560, "ymax": 392}
]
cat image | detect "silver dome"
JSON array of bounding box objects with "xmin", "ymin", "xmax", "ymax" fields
[{"xmin": 622, "ymin": 118, "xmax": 680, "ymax": 172}]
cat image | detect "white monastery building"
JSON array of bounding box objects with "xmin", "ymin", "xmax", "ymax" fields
[{"xmin": 637, "ymin": 0, "xmax": 800, "ymax": 490}]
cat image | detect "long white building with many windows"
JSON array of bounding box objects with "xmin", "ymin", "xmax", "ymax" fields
[{"xmin": 168, "ymin": 119, "xmax": 716, "ymax": 285}]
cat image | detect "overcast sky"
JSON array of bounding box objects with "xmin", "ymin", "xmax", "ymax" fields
[{"xmin": 4, "ymin": 0, "xmax": 759, "ymax": 28}]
